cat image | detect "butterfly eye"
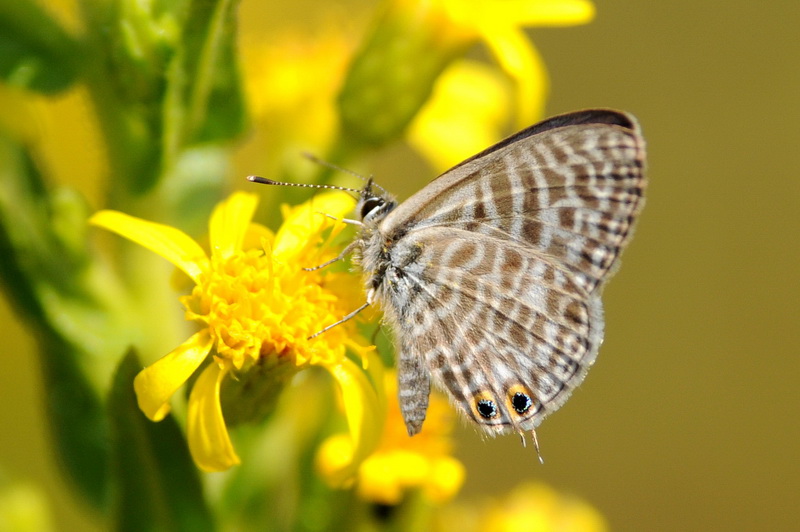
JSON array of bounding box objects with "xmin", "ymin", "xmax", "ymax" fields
[
  {"xmin": 360, "ymin": 196, "xmax": 384, "ymax": 219},
  {"xmin": 476, "ymin": 398, "xmax": 498, "ymax": 419},
  {"xmin": 511, "ymin": 392, "xmax": 533, "ymax": 414}
]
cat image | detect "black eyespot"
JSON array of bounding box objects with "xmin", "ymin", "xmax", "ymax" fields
[
  {"xmin": 477, "ymin": 399, "xmax": 497, "ymax": 419},
  {"xmin": 360, "ymin": 196, "xmax": 384, "ymax": 219},
  {"xmin": 512, "ymin": 392, "xmax": 532, "ymax": 414}
]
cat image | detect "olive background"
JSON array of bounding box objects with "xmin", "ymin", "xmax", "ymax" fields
[
  {"xmin": 450, "ymin": 2, "xmax": 800, "ymax": 530},
  {"xmin": 2, "ymin": 1, "xmax": 798, "ymax": 530}
]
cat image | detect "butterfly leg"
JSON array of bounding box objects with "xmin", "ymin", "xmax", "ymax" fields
[
  {"xmin": 307, "ymin": 302, "xmax": 370, "ymax": 340},
  {"xmin": 303, "ymin": 239, "xmax": 359, "ymax": 271}
]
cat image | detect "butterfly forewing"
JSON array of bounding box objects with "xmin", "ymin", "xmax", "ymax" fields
[
  {"xmin": 359, "ymin": 109, "xmax": 646, "ymax": 437},
  {"xmin": 380, "ymin": 110, "xmax": 645, "ymax": 293}
]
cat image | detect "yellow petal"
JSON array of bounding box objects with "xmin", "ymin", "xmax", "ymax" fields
[
  {"xmin": 187, "ymin": 362, "xmax": 241, "ymax": 471},
  {"xmin": 90, "ymin": 210, "xmax": 209, "ymax": 282},
  {"xmin": 488, "ymin": 0, "xmax": 595, "ymax": 26},
  {"xmin": 480, "ymin": 26, "xmax": 548, "ymax": 127},
  {"xmin": 480, "ymin": 482, "xmax": 608, "ymax": 532},
  {"xmin": 424, "ymin": 456, "xmax": 466, "ymax": 503},
  {"xmin": 319, "ymin": 357, "xmax": 384, "ymax": 486},
  {"xmin": 408, "ymin": 60, "xmax": 510, "ymax": 171},
  {"xmin": 273, "ymin": 191, "xmax": 355, "ymax": 259},
  {"xmin": 209, "ymin": 192, "xmax": 259, "ymax": 259},
  {"xmin": 133, "ymin": 330, "xmax": 213, "ymax": 421},
  {"xmin": 356, "ymin": 451, "xmax": 417, "ymax": 504},
  {"xmin": 316, "ymin": 434, "xmax": 356, "ymax": 488},
  {"xmin": 243, "ymin": 221, "xmax": 275, "ymax": 252}
]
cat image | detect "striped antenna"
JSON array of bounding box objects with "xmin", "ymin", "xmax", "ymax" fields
[
  {"xmin": 299, "ymin": 153, "xmax": 389, "ymax": 196},
  {"xmin": 246, "ymin": 175, "xmax": 361, "ymax": 195}
]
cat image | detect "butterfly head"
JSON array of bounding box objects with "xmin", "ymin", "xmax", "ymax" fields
[{"xmin": 357, "ymin": 178, "xmax": 397, "ymax": 225}]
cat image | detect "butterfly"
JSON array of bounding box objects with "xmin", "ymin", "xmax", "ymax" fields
[{"xmin": 250, "ymin": 109, "xmax": 646, "ymax": 450}]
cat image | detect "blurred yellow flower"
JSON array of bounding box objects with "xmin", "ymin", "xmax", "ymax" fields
[
  {"xmin": 478, "ymin": 482, "xmax": 608, "ymax": 532},
  {"xmin": 404, "ymin": 0, "xmax": 596, "ymax": 172},
  {"xmin": 91, "ymin": 191, "xmax": 379, "ymax": 472},
  {"xmin": 0, "ymin": 482, "xmax": 54, "ymax": 532},
  {"xmin": 336, "ymin": 0, "xmax": 594, "ymax": 165},
  {"xmin": 434, "ymin": 482, "xmax": 607, "ymax": 532},
  {"xmin": 318, "ymin": 369, "xmax": 465, "ymax": 505},
  {"xmin": 236, "ymin": 24, "xmax": 355, "ymax": 184},
  {"xmin": 408, "ymin": 59, "xmax": 512, "ymax": 172},
  {"xmin": 0, "ymin": 84, "xmax": 106, "ymax": 206},
  {"xmin": 433, "ymin": 0, "xmax": 595, "ymax": 126}
]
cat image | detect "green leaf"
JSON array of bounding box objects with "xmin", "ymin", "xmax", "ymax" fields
[
  {"xmin": 76, "ymin": 0, "xmax": 180, "ymax": 196},
  {"xmin": 0, "ymin": 134, "xmax": 128, "ymax": 372},
  {"xmin": 161, "ymin": 0, "xmax": 246, "ymax": 171},
  {"xmin": 80, "ymin": 0, "xmax": 246, "ymax": 196},
  {"xmin": 0, "ymin": 1, "xmax": 82, "ymax": 93},
  {"xmin": 0, "ymin": 134, "xmax": 111, "ymax": 509},
  {"xmin": 0, "ymin": 136, "xmax": 50, "ymax": 322},
  {"xmin": 192, "ymin": 32, "xmax": 247, "ymax": 144},
  {"xmin": 38, "ymin": 331, "xmax": 111, "ymax": 511},
  {"xmin": 108, "ymin": 350, "xmax": 215, "ymax": 532},
  {"xmin": 182, "ymin": 0, "xmax": 246, "ymax": 144},
  {"xmin": 336, "ymin": 5, "xmax": 463, "ymax": 151}
]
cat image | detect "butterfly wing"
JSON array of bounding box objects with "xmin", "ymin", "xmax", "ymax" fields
[
  {"xmin": 381, "ymin": 109, "xmax": 646, "ymax": 293},
  {"xmin": 387, "ymin": 231, "xmax": 603, "ymax": 434},
  {"xmin": 376, "ymin": 109, "xmax": 646, "ymax": 435}
]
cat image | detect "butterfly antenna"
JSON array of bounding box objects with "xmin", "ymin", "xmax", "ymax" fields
[
  {"xmin": 301, "ymin": 152, "xmax": 389, "ymax": 195},
  {"xmin": 301, "ymin": 152, "xmax": 371, "ymax": 182},
  {"xmin": 247, "ymin": 175, "xmax": 361, "ymax": 196}
]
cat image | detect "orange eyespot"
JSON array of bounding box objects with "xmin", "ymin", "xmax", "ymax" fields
[
  {"xmin": 507, "ymin": 385, "xmax": 534, "ymax": 415},
  {"xmin": 472, "ymin": 391, "xmax": 499, "ymax": 419}
]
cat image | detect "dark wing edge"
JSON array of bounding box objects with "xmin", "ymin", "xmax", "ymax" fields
[{"xmin": 443, "ymin": 109, "xmax": 641, "ymax": 176}]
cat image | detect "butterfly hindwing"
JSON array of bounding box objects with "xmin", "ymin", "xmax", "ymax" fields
[{"xmin": 382, "ymin": 229, "xmax": 604, "ymax": 434}]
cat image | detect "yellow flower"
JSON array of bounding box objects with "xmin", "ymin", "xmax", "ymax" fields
[
  {"xmin": 433, "ymin": 482, "xmax": 607, "ymax": 532},
  {"xmin": 433, "ymin": 0, "xmax": 595, "ymax": 127},
  {"xmin": 408, "ymin": 59, "xmax": 512, "ymax": 172},
  {"xmin": 0, "ymin": 482, "xmax": 55, "ymax": 532},
  {"xmin": 235, "ymin": 26, "xmax": 354, "ymax": 183},
  {"xmin": 91, "ymin": 192, "xmax": 380, "ymax": 472},
  {"xmin": 478, "ymin": 482, "xmax": 608, "ymax": 532},
  {"xmin": 318, "ymin": 369, "xmax": 465, "ymax": 505},
  {"xmin": 336, "ymin": 0, "xmax": 594, "ymax": 157},
  {"xmin": 403, "ymin": 0, "xmax": 595, "ymax": 172}
]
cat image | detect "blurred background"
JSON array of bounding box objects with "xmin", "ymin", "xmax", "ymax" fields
[{"xmin": 1, "ymin": 0, "xmax": 798, "ymax": 531}]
